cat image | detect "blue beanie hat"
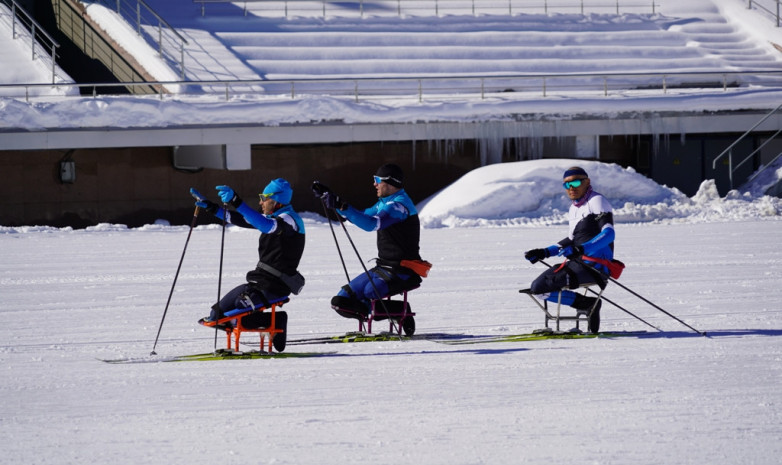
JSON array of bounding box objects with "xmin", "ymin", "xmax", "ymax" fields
[
  {"xmin": 262, "ymin": 178, "xmax": 293, "ymax": 205},
  {"xmin": 563, "ymin": 166, "xmax": 588, "ymax": 179}
]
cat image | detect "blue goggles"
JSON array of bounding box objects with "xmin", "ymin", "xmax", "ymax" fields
[
  {"xmin": 563, "ymin": 179, "xmax": 585, "ymax": 189},
  {"xmin": 373, "ymin": 175, "xmax": 400, "ymax": 185}
]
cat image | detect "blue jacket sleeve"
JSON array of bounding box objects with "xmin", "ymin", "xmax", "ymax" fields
[
  {"xmin": 582, "ymin": 226, "xmax": 615, "ymax": 256},
  {"xmin": 340, "ymin": 205, "xmax": 380, "ymax": 232},
  {"xmin": 340, "ymin": 196, "xmax": 411, "ymax": 232},
  {"xmin": 235, "ymin": 202, "xmax": 276, "ymax": 233}
]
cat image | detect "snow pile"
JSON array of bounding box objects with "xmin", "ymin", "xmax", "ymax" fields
[{"xmin": 418, "ymin": 159, "xmax": 782, "ymax": 228}]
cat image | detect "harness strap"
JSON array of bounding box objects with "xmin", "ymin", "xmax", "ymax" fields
[{"xmin": 256, "ymin": 261, "xmax": 285, "ymax": 279}]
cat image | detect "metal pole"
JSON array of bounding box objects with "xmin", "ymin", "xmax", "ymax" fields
[
  {"xmin": 51, "ymin": 45, "xmax": 57, "ymax": 84},
  {"xmin": 538, "ymin": 260, "xmax": 662, "ymax": 332},
  {"xmin": 728, "ymin": 149, "xmax": 734, "ymax": 189},
  {"xmin": 31, "ymin": 24, "xmax": 36, "ymax": 61},
  {"xmin": 214, "ymin": 202, "xmax": 228, "ymax": 350},
  {"xmin": 150, "ymin": 205, "xmax": 200, "ymax": 355},
  {"xmin": 573, "ymin": 258, "xmax": 707, "ymax": 336}
]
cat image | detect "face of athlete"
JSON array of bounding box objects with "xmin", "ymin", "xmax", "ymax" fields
[
  {"xmin": 563, "ymin": 175, "xmax": 590, "ymax": 201},
  {"xmin": 374, "ymin": 178, "xmax": 397, "ymax": 198},
  {"xmin": 259, "ymin": 196, "xmax": 278, "ymax": 215}
]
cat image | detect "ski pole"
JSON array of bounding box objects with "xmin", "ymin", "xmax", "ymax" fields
[
  {"xmin": 214, "ymin": 201, "xmax": 228, "ymax": 350},
  {"xmin": 151, "ymin": 204, "xmax": 200, "ymax": 356},
  {"xmin": 538, "ymin": 260, "xmax": 662, "ymax": 332},
  {"xmin": 319, "ymin": 199, "xmax": 352, "ymax": 283},
  {"xmin": 572, "ymin": 257, "xmax": 708, "ymax": 337}
]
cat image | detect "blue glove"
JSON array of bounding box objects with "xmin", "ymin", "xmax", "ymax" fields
[
  {"xmin": 190, "ymin": 187, "xmax": 206, "ymax": 202},
  {"xmin": 216, "ymin": 185, "xmax": 242, "ymax": 208},
  {"xmin": 190, "ymin": 188, "xmax": 218, "ymax": 214},
  {"xmin": 558, "ymin": 245, "xmax": 584, "ymax": 259}
]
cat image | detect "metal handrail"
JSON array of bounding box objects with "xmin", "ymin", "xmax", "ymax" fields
[
  {"xmin": 748, "ymin": 0, "xmax": 782, "ymax": 27},
  {"xmin": 1, "ymin": 0, "xmax": 61, "ymax": 84},
  {"xmin": 192, "ymin": 0, "xmax": 659, "ymax": 18},
  {"xmin": 712, "ymin": 101, "xmax": 782, "ymax": 189},
  {"xmin": 2, "ymin": 69, "xmax": 781, "ymax": 101},
  {"xmin": 90, "ymin": 0, "xmax": 189, "ymax": 80}
]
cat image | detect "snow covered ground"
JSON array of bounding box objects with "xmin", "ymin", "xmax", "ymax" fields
[{"xmin": 2, "ymin": 160, "xmax": 781, "ymax": 464}]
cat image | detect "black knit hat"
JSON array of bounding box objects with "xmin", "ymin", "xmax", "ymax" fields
[{"xmin": 375, "ymin": 163, "xmax": 404, "ymax": 188}]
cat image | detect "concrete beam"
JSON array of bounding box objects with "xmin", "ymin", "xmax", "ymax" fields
[{"xmin": 1, "ymin": 111, "xmax": 779, "ymax": 151}]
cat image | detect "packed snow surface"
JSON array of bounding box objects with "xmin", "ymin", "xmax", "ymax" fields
[{"xmin": 2, "ymin": 160, "xmax": 781, "ymax": 464}]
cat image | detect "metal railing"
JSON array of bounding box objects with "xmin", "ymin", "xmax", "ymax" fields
[
  {"xmin": 1, "ymin": 0, "xmax": 61, "ymax": 84},
  {"xmin": 193, "ymin": 0, "xmax": 659, "ymax": 18},
  {"xmin": 88, "ymin": 0, "xmax": 188, "ymax": 80},
  {"xmin": 748, "ymin": 0, "xmax": 781, "ymax": 27},
  {"xmin": 712, "ymin": 101, "xmax": 782, "ymax": 190},
  {"xmin": 2, "ymin": 69, "xmax": 781, "ymax": 102}
]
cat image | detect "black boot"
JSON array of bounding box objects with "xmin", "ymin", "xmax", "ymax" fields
[
  {"xmin": 273, "ymin": 311, "xmax": 288, "ymax": 352},
  {"xmin": 573, "ymin": 294, "xmax": 601, "ymax": 333},
  {"xmin": 331, "ymin": 296, "xmax": 370, "ymax": 318}
]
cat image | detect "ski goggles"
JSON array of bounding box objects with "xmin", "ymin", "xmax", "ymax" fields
[
  {"xmin": 373, "ymin": 175, "xmax": 401, "ymax": 185},
  {"xmin": 259, "ymin": 192, "xmax": 279, "ymax": 200},
  {"xmin": 562, "ymin": 179, "xmax": 585, "ymax": 189}
]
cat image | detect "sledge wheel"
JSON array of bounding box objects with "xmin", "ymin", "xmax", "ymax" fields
[{"xmin": 401, "ymin": 315, "xmax": 416, "ymax": 337}]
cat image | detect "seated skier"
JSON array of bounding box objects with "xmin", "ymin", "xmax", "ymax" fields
[
  {"xmin": 312, "ymin": 163, "xmax": 427, "ymax": 318},
  {"xmin": 523, "ymin": 166, "xmax": 615, "ymax": 331},
  {"xmin": 193, "ymin": 178, "xmax": 305, "ymax": 350}
]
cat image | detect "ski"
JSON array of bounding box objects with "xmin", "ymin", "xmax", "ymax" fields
[
  {"xmin": 433, "ymin": 330, "xmax": 650, "ymax": 345},
  {"xmin": 101, "ymin": 349, "xmax": 336, "ymax": 364},
  {"xmin": 285, "ymin": 331, "xmax": 462, "ymax": 346}
]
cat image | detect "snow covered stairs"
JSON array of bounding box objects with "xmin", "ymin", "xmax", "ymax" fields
[{"xmin": 166, "ymin": 0, "xmax": 782, "ymax": 93}]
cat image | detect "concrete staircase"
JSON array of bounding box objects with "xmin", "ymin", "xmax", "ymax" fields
[
  {"xmin": 0, "ymin": 1, "xmax": 74, "ymax": 97},
  {"xmin": 127, "ymin": 0, "xmax": 782, "ymax": 92}
]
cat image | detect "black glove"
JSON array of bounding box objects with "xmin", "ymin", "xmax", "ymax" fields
[
  {"xmin": 524, "ymin": 248, "xmax": 548, "ymax": 264},
  {"xmin": 311, "ymin": 181, "xmax": 331, "ymax": 198},
  {"xmin": 197, "ymin": 199, "xmax": 219, "ymax": 215},
  {"xmin": 323, "ymin": 191, "xmax": 347, "ymax": 210},
  {"xmin": 312, "ymin": 181, "xmax": 346, "ymax": 210}
]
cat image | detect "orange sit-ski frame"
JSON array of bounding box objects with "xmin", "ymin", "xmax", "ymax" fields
[{"xmin": 203, "ymin": 298, "xmax": 288, "ymax": 352}]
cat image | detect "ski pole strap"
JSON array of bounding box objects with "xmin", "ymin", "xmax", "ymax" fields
[{"xmin": 581, "ymin": 256, "xmax": 625, "ymax": 279}]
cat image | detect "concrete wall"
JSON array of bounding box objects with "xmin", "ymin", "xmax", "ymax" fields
[
  {"xmin": 0, "ymin": 140, "xmax": 490, "ymax": 227},
  {"xmin": 0, "ymin": 131, "xmax": 768, "ymax": 227}
]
